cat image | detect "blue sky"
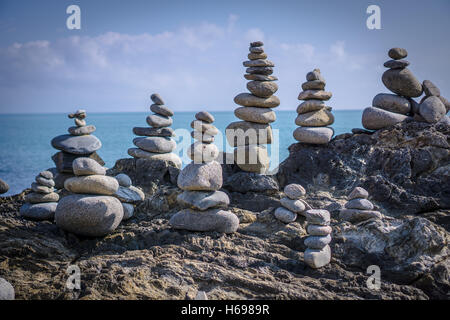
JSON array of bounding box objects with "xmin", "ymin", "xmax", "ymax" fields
[{"xmin": 0, "ymin": 0, "xmax": 449, "ymax": 113}]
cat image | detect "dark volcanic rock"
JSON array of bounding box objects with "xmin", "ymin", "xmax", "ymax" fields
[{"xmin": 277, "ymin": 121, "xmax": 450, "ymax": 215}]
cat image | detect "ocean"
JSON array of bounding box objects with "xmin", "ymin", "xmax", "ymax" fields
[{"xmin": 0, "ymin": 110, "xmax": 363, "ymax": 196}]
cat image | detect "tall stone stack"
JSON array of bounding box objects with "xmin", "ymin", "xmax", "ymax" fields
[
  {"xmin": 51, "ymin": 110, "xmax": 104, "ymax": 189},
  {"xmin": 55, "ymin": 157, "xmax": 123, "ymax": 237},
  {"xmin": 169, "ymin": 112, "xmax": 239, "ymax": 234},
  {"xmin": 293, "ymin": 69, "xmax": 334, "ymax": 144},
  {"xmin": 304, "ymin": 209, "xmax": 332, "ymax": 269},
  {"xmin": 339, "ymin": 187, "xmax": 382, "ymax": 224},
  {"xmin": 362, "ymin": 48, "xmax": 422, "ymax": 130},
  {"xmin": 20, "ymin": 171, "xmax": 59, "ymax": 221},
  {"xmin": 226, "ymin": 41, "xmax": 278, "ymax": 174},
  {"xmin": 274, "ymin": 184, "xmax": 309, "ymax": 223},
  {"xmin": 128, "ymin": 93, "xmax": 181, "ymax": 168}
]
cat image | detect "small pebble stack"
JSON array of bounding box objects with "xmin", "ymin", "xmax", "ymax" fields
[
  {"xmin": 362, "ymin": 48, "xmax": 421, "ymax": 130},
  {"xmin": 170, "ymin": 112, "xmax": 239, "ymax": 234},
  {"xmin": 274, "ymin": 184, "xmax": 308, "ymax": 223},
  {"xmin": 113, "ymin": 173, "xmax": 145, "ymax": 220},
  {"xmin": 304, "ymin": 209, "xmax": 332, "ymax": 269},
  {"xmin": 51, "ymin": 110, "xmax": 104, "ymax": 188},
  {"xmin": 339, "ymin": 187, "xmax": 382, "ymax": 223},
  {"xmin": 20, "ymin": 171, "xmax": 59, "ymax": 221},
  {"xmin": 226, "ymin": 41, "xmax": 278, "ymax": 173},
  {"xmin": 293, "ymin": 69, "xmax": 334, "ymax": 144},
  {"xmin": 418, "ymin": 80, "xmax": 449, "ymax": 124},
  {"xmin": 128, "ymin": 93, "xmax": 181, "ymax": 168},
  {"xmin": 55, "ymin": 157, "xmax": 123, "ymax": 237}
]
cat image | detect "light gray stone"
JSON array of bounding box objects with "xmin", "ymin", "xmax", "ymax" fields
[
  {"xmin": 133, "ymin": 127, "xmax": 174, "ymax": 137},
  {"xmin": 177, "ymin": 161, "xmax": 222, "ymax": 191},
  {"xmin": 169, "ymin": 208, "xmax": 239, "ymax": 233},
  {"xmin": 122, "ymin": 203, "xmax": 134, "ymax": 220},
  {"xmin": 234, "ymin": 145, "xmax": 269, "ymax": 174},
  {"xmin": 372, "ymin": 93, "xmax": 411, "ymax": 114},
  {"xmin": 345, "ymin": 198, "xmax": 374, "ymax": 210},
  {"xmin": 388, "ymin": 47, "xmax": 407, "ymax": 60},
  {"xmin": 226, "ymin": 121, "xmax": 273, "ymax": 147},
  {"xmin": 293, "ymin": 127, "xmax": 334, "ymax": 144},
  {"xmin": 234, "ymin": 93, "xmax": 280, "ymax": 108},
  {"xmin": 247, "ymin": 81, "xmax": 278, "ymax": 98},
  {"xmin": 150, "ymin": 104, "xmax": 174, "ymax": 117},
  {"xmin": 39, "ymin": 171, "xmax": 53, "ymax": 179},
  {"xmin": 146, "ymin": 114, "xmax": 173, "ymax": 128},
  {"xmin": 284, "ymin": 184, "xmax": 306, "ymax": 199},
  {"xmin": 280, "ymin": 197, "xmax": 306, "ymax": 213},
  {"xmin": 419, "ymin": 96, "xmax": 446, "ymax": 124},
  {"xmin": 191, "ymin": 130, "xmax": 215, "ymax": 143},
  {"xmin": 295, "ymin": 109, "xmax": 334, "ymax": 127},
  {"xmin": 190, "ymin": 120, "xmax": 219, "ymax": 135},
  {"xmin": 298, "ymin": 90, "xmax": 332, "ymax": 101},
  {"xmin": 274, "ymin": 207, "xmax": 297, "ymax": 223},
  {"xmin": 55, "ymin": 195, "xmax": 123, "ymax": 237},
  {"xmin": 68, "ymin": 125, "xmax": 96, "ymax": 136},
  {"xmin": 35, "ymin": 176, "xmax": 55, "ymax": 188},
  {"xmin": 235, "ymin": 107, "xmax": 276, "ymax": 124},
  {"xmin": 51, "ymin": 134, "xmax": 102, "ymax": 155},
  {"xmin": 302, "ymin": 80, "xmax": 326, "ymax": 91},
  {"xmin": 244, "ymin": 74, "xmax": 278, "ymax": 81},
  {"xmin": 296, "ymin": 100, "xmax": 327, "ymax": 114},
  {"xmin": 362, "ymin": 107, "xmax": 410, "ymax": 130},
  {"xmin": 243, "ymin": 59, "xmax": 274, "ymax": 67},
  {"xmin": 305, "ymin": 209, "xmax": 330, "ymax": 226},
  {"xmin": 64, "ymin": 175, "xmax": 119, "ymax": 195},
  {"xmin": 382, "ymin": 68, "xmax": 423, "ymax": 98},
  {"xmin": 75, "ymin": 118, "xmax": 86, "ymax": 127},
  {"xmin": 0, "ymin": 277, "xmax": 14, "ymax": 300},
  {"xmin": 31, "ymin": 182, "xmax": 53, "ymax": 194},
  {"xmin": 348, "ymin": 187, "xmax": 368, "ymax": 200},
  {"xmin": 383, "ymin": 60, "xmax": 410, "ymax": 69},
  {"xmin": 306, "ymin": 69, "xmax": 325, "ymax": 82},
  {"xmin": 133, "ymin": 136, "xmax": 176, "ymax": 153},
  {"xmin": 127, "ymin": 148, "xmax": 182, "ymax": 168},
  {"xmin": 304, "ymin": 234, "xmax": 332, "ymax": 249},
  {"xmin": 177, "ymin": 190, "xmax": 230, "ymax": 211},
  {"xmin": 304, "ymin": 245, "xmax": 331, "ymax": 269},
  {"xmin": 423, "ymin": 80, "xmax": 441, "ymax": 97},
  {"xmin": 249, "ymin": 46, "xmax": 264, "ymax": 53},
  {"xmin": 20, "ymin": 202, "xmax": 57, "ymax": 221},
  {"xmin": 339, "ymin": 209, "xmax": 383, "ymax": 223},
  {"xmin": 195, "ymin": 111, "xmax": 215, "ymax": 123},
  {"xmin": 187, "ymin": 141, "xmax": 219, "ymax": 163},
  {"xmin": 150, "ymin": 93, "xmax": 164, "ymax": 105},
  {"xmin": 115, "ymin": 173, "xmax": 132, "ymax": 187},
  {"xmin": 114, "ymin": 185, "xmax": 145, "ymax": 204},
  {"xmin": 307, "ymin": 224, "xmax": 332, "ymax": 236},
  {"xmin": 248, "ymin": 52, "xmax": 267, "ymax": 60},
  {"xmin": 25, "ymin": 192, "xmax": 59, "ymax": 204},
  {"xmin": 72, "ymin": 157, "xmax": 106, "ymax": 176}
]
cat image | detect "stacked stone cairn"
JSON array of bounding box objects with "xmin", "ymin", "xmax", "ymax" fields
[
  {"xmin": 274, "ymin": 184, "xmax": 309, "ymax": 223},
  {"xmin": 294, "ymin": 69, "xmax": 334, "ymax": 144},
  {"xmin": 339, "ymin": 187, "xmax": 382, "ymax": 224},
  {"xmin": 113, "ymin": 173, "xmax": 145, "ymax": 220},
  {"xmin": 362, "ymin": 48, "xmax": 423, "ymax": 130},
  {"xmin": 128, "ymin": 93, "xmax": 181, "ymax": 168},
  {"xmin": 226, "ymin": 41, "xmax": 278, "ymax": 173},
  {"xmin": 169, "ymin": 112, "xmax": 239, "ymax": 234},
  {"xmin": 304, "ymin": 209, "xmax": 332, "ymax": 269},
  {"xmin": 20, "ymin": 171, "xmax": 59, "ymax": 221},
  {"xmin": 418, "ymin": 80, "xmax": 449, "ymax": 124},
  {"xmin": 51, "ymin": 110, "xmax": 104, "ymax": 189},
  {"xmin": 55, "ymin": 157, "xmax": 123, "ymax": 237}
]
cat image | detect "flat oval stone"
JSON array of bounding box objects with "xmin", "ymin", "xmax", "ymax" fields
[
  {"xmin": 362, "ymin": 107, "xmax": 410, "ymax": 130},
  {"xmin": 191, "ymin": 130, "xmax": 215, "ymax": 143},
  {"xmin": 31, "ymin": 182, "xmax": 53, "ymax": 194},
  {"xmin": 25, "ymin": 192, "xmax": 59, "ymax": 204},
  {"xmin": 235, "ymin": 107, "xmax": 276, "ymax": 124},
  {"xmin": 75, "ymin": 118, "xmax": 86, "ymax": 127},
  {"xmin": 234, "ymin": 93, "xmax": 280, "ymax": 108},
  {"xmin": 190, "ymin": 120, "xmax": 219, "ymax": 135},
  {"xmin": 304, "ymin": 245, "xmax": 331, "ymax": 269},
  {"xmin": 382, "ymin": 68, "xmax": 423, "ymax": 97},
  {"xmin": 64, "ymin": 175, "xmax": 119, "ymax": 195},
  {"xmin": 302, "ymin": 80, "xmax": 326, "ymax": 91},
  {"xmin": 243, "ymin": 59, "xmax": 274, "ymax": 67},
  {"xmin": 55, "ymin": 195, "xmax": 123, "ymax": 237},
  {"xmin": 195, "ymin": 111, "xmax": 215, "ymax": 123},
  {"xmin": 225, "ymin": 121, "xmax": 273, "ymax": 147},
  {"xmin": 150, "ymin": 104, "xmax": 174, "ymax": 117},
  {"xmin": 150, "ymin": 93, "xmax": 164, "ymax": 105},
  {"xmin": 39, "ymin": 171, "xmax": 53, "ymax": 179},
  {"xmin": 305, "ymin": 209, "xmax": 330, "ymax": 225},
  {"xmin": 250, "ymin": 41, "xmax": 264, "ymax": 47},
  {"xmin": 284, "ymin": 184, "xmax": 306, "ymax": 199},
  {"xmin": 306, "ymin": 69, "xmax": 324, "ymax": 81},
  {"xmin": 51, "ymin": 134, "xmax": 102, "ymax": 155},
  {"xmin": 115, "ymin": 173, "xmax": 132, "ymax": 187},
  {"xmin": 372, "ymin": 93, "xmax": 411, "ymax": 114},
  {"xmin": 187, "ymin": 141, "xmax": 219, "ymax": 163},
  {"xmin": 244, "ymin": 74, "xmax": 278, "ymax": 81},
  {"xmin": 133, "ymin": 127, "xmax": 174, "ymax": 137},
  {"xmin": 177, "ymin": 190, "xmax": 230, "ymax": 211},
  {"xmin": 20, "ymin": 202, "xmax": 57, "ymax": 221},
  {"xmin": 122, "ymin": 203, "xmax": 134, "ymax": 220},
  {"xmin": 133, "ymin": 136, "xmax": 176, "ymax": 153},
  {"xmin": 304, "ymin": 234, "xmax": 331, "ymax": 249},
  {"xmin": 295, "ymin": 109, "xmax": 334, "ymax": 127},
  {"xmin": 169, "ymin": 208, "xmax": 239, "ymax": 234},
  {"xmin": 234, "ymin": 145, "xmax": 269, "ymax": 174},
  {"xmin": 249, "ymin": 47, "xmax": 264, "ymax": 53},
  {"xmin": 419, "ymin": 96, "xmax": 446, "ymax": 123},
  {"xmin": 127, "ymin": 148, "xmax": 182, "ymax": 168},
  {"xmin": 248, "ymin": 52, "xmax": 267, "ymax": 60},
  {"xmin": 345, "ymin": 198, "xmax": 374, "ymax": 210},
  {"xmin": 388, "ymin": 47, "xmax": 407, "ymax": 60},
  {"xmin": 348, "ymin": 187, "xmax": 368, "ymax": 200},
  {"xmin": 296, "ymin": 100, "xmax": 327, "ymax": 114},
  {"xmin": 247, "ymin": 81, "xmax": 278, "ymax": 98},
  {"xmin": 307, "ymin": 225, "xmax": 332, "ymax": 236},
  {"xmin": 280, "ymin": 197, "xmax": 306, "ymax": 213},
  {"xmin": 146, "ymin": 114, "xmax": 172, "ymax": 128},
  {"xmin": 114, "ymin": 185, "xmax": 145, "ymax": 204},
  {"xmin": 274, "ymin": 207, "xmax": 297, "ymax": 223},
  {"xmin": 384, "ymin": 59, "xmax": 410, "ymax": 69},
  {"xmin": 339, "ymin": 209, "xmax": 382, "ymax": 223},
  {"xmin": 423, "ymin": 80, "xmax": 441, "ymax": 97},
  {"xmin": 293, "ymin": 127, "xmax": 334, "ymax": 144},
  {"xmin": 246, "ymin": 66, "xmax": 273, "ymax": 75},
  {"xmin": 298, "ymin": 90, "xmax": 332, "ymax": 101},
  {"xmin": 73, "ymin": 157, "xmax": 106, "ymax": 176},
  {"xmin": 68, "ymin": 125, "xmax": 96, "ymax": 136},
  {"xmin": 35, "ymin": 176, "xmax": 55, "ymax": 188},
  {"xmin": 177, "ymin": 161, "xmax": 222, "ymax": 191}
]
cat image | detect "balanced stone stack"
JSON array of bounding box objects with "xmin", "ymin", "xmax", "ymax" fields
[
  {"xmin": 128, "ymin": 93, "xmax": 181, "ymax": 168},
  {"xmin": 418, "ymin": 80, "xmax": 449, "ymax": 124},
  {"xmin": 362, "ymin": 48, "xmax": 422, "ymax": 130},
  {"xmin": 293, "ymin": 69, "xmax": 334, "ymax": 144},
  {"xmin": 339, "ymin": 187, "xmax": 382, "ymax": 224},
  {"xmin": 20, "ymin": 171, "xmax": 59, "ymax": 221},
  {"xmin": 170, "ymin": 112, "xmax": 239, "ymax": 234},
  {"xmin": 304, "ymin": 209, "xmax": 332, "ymax": 269},
  {"xmin": 274, "ymin": 184, "xmax": 308, "ymax": 223},
  {"xmin": 55, "ymin": 157, "xmax": 123, "ymax": 237},
  {"xmin": 226, "ymin": 41, "xmax": 278, "ymax": 173},
  {"xmin": 113, "ymin": 173, "xmax": 145, "ymax": 220},
  {"xmin": 51, "ymin": 110, "xmax": 104, "ymax": 188}
]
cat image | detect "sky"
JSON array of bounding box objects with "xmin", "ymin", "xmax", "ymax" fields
[{"xmin": 0, "ymin": 0, "xmax": 449, "ymax": 113}]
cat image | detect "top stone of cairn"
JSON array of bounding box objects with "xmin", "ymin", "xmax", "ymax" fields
[
  {"xmin": 388, "ymin": 48, "xmax": 408, "ymax": 60},
  {"xmin": 150, "ymin": 93, "xmax": 165, "ymax": 105},
  {"xmin": 250, "ymin": 41, "xmax": 264, "ymax": 47}
]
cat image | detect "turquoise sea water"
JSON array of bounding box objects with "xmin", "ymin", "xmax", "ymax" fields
[{"xmin": 0, "ymin": 110, "xmax": 362, "ymax": 196}]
